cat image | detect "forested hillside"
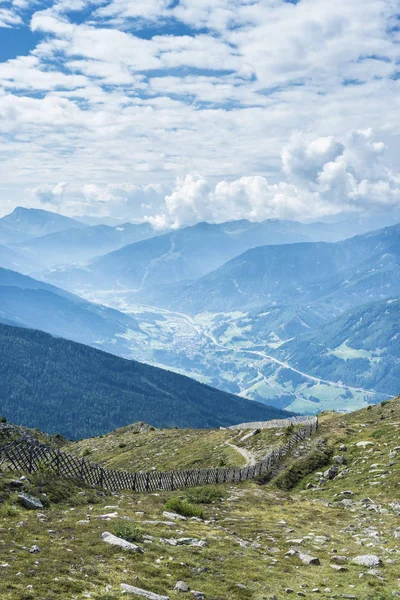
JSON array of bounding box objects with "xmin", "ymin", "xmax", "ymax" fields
[{"xmin": 0, "ymin": 324, "xmax": 292, "ymax": 439}]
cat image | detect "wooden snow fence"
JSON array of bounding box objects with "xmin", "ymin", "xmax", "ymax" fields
[{"xmin": 0, "ymin": 417, "xmax": 318, "ymax": 493}]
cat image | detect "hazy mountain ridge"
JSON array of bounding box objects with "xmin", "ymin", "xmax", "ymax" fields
[
  {"xmin": 40, "ymin": 217, "xmax": 363, "ymax": 293},
  {"xmin": 0, "ymin": 267, "xmax": 143, "ymax": 353},
  {"xmin": 16, "ymin": 221, "xmax": 158, "ymax": 268},
  {"xmin": 164, "ymin": 223, "xmax": 400, "ymax": 315},
  {"xmin": 0, "ymin": 206, "xmax": 85, "ymax": 245}
]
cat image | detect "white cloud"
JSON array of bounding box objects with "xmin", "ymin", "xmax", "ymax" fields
[
  {"xmin": 149, "ymin": 130, "xmax": 400, "ymax": 227},
  {"xmin": 30, "ymin": 182, "xmax": 68, "ymax": 206}
]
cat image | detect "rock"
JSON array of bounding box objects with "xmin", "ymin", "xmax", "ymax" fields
[
  {"xmin": 162, "ymin": 511, "xmax": 186, "ymax": 521},
  {"xmin": 324, "ymin": 467, "xmax": 338, "ymax": 480},
  {"xmin": 285, "ymin": 589, "xmax": 294, "ymax": 594},
  {"xmin": 176, "ymin": 538, "xmax": 207, "ymax": 548},
  {"xmin": 331, "ymin": 565, "xmax": 348, "ymax": 572},
  {"xmin": 101, "ymin": 532, "xmax": 144, "ymax": 553},
  {"xmin": 351, "ymin": 554, "xmax": 382, "ymax": 567},
  {"xmin": 191, "ymin": 592, "xmax": 205, "ymax": 599},
  {"xmin": 29, "ymin": 545, "xmax": 41, "ymax": 554},
  {"xmin": 174, "ymin": 582, "xmax": 189, "ymax": 593},
  {"xmin": 334, "ymin": 455, "xmax": 346, "ymax": 465},
  {"xmin": 340, "ymin": 491, "xmax": 354, "ymax": 498},
  {"xmin": 339, "ymin": 444, "xmax": 347, "ymax": 451},
  {"xmin": 330, "ymin": 556, "xmax": 347, "ymax": 564},
  {"xmin": 9, "ymin": 479, "xmax": 24, "ymax": 489},
  {"xmin": 356, "ymin": 441, "xmax": 374, "ymax": 447},
  {"xmin": 18, "ymin": 494, "xmax": 43, "ymax": 510},
  {"xmin": 298, "ymin": 553, "xmax": 320, "ymax": 565},
  {"xmin": 121, "ymin": 584, "xmax": 170, "ymax": 599}
]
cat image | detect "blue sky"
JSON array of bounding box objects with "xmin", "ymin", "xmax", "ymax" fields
[{"xmin": 0, "ymin": 0, "xmax": 400, "ymax": 227}]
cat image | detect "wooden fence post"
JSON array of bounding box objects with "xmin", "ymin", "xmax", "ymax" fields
[{"xmin": 28, "ymin": 445, "xmax": 33, "ymax": 473}]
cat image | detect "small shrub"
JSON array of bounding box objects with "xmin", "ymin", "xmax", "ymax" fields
[
  {"xmin": 82, "ymin": 448, "xmax": 92, "ymax": 457},
  {"xmin": 113, "ymin": 521, "xmax": 143, "ymax": 543},
  {"xmin": 185, "ymin": 485, "xmax": 224, "ymax": 504},
  {"xmin": 372, "ymin": 428, "xmax": 385, "ymax": 438},
  {"xmin": 118, "ymin": 442, "xmax": 127, "ymax": 449},
  {"xmin": 284, "ymin": 423, "xmax": 295, "ymax": 436},
  {"xmin": 0, "ymin": 416, "xmax": 7, "ymax": 423},
  {"xmin": 367, "ymin": 405, "xmax": 372, "ymax": 410},
  {"xmin": 381, "ymin": 400, "xmax": 389, "ymax": 407},
  {"xmin": 165, "ymin": 497, "xmax": 204, "ymax": 519}
]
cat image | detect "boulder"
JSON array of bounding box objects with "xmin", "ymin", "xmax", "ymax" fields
[
  {"xmin": 323, "ymin": 467, "xmax": 339, "ymax": 480},
  {"xmin": 162, "ymin": 511, "xmax": 186, "ymax": 521},
  {"xmin": 351, "ymin": 554, "xmax": 382, "ymax": 567},
  {"xmin": 18, "ymin": 494, "xmax": 43, "ymax": 510},
  {"xmin": 174, "ymin": 581, "xmax": 189, "ymax": 593},
  {"xmin": 101, "ymin": 532, "xmax": 143, "ymax": 553},
  {"xmin": 121, "ymin": 584, "xmax": 170, "ymax": 599},
  {"xmin": 298, "ymin": 553, "xmax": 320, "ymax": 565}
]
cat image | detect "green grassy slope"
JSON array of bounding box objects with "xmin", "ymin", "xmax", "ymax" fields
[{"xmin": 0, "ymin": 397, "xmax": 399, "ymax": 600}]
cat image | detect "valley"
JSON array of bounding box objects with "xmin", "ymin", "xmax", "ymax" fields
[{"xmin": 79, "ymin": 289, "xmax": 382, "ymax": 414}]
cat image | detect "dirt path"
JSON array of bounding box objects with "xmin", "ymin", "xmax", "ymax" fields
[{"xmin": 225, "ymin": 440, "xmax": 257, "ymax": 466}]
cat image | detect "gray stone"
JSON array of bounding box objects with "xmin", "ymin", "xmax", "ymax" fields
[
  {"xmin": 330, "ymin": 556, "xmax": 347, "ymax": 564},
  {"xmin": 18, "ymin": 494, "xmax": 43, "ymax": 510},
  {"xmin": 121, "ymin": 584, "xmax": 170, "ymax": 599},
  {"xmin": 174, "ymin": 581, "xmax": 189, "ymax": 593},
  {"xmin": 29, "ymin": 545, "xmax": 41, "ymax": 554},
  {"xmin": 176, "ymin": 538, "xmax": 207, "ymax": 548},
  {"xmin": 162, "ymin": 511, "xmax": 186, "ymax": 521},
  {"xmin": 334, "ymin": 455, "xmax": 346, "ymax": 465},
  {"xmin": 191, "ymin": 593, "xmax": 205, "ymax": 600},
  {"xmin": 324, "ymin": 467, "xmax": 339, "ymax": 480},
  {"xmin": 331, "ymin": 565, "xmax": 348, "ymax": 572},
  {"xmin": 299, "ymin": 553, "xmax": 320, "ymax": 565},
  {"xmin": 351, "ymin": 554, "xmax": 382, "ymax": 567},
  {"xmin": 9, "ymin": 479, "xmax": 24, "ymax": 489},
  {"xmin": 101, "ymin": 532, "xmax": 144, "ymax": 553}
]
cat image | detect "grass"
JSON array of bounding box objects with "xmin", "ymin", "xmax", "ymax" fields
[
  {"xmin": 113, "ymin": 522, "xmax": 144, "ymax": 543},
  {"xmin": 164, "ymin": 497, "xmax": 205, "ymax": 519},
  {"xmin": 0, "ymin": 396, "xmax": 399, "ymax": 599}
]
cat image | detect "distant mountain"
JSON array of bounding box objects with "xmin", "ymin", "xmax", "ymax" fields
[
  {"xmin": 165, "ymin": 223, "xmax": 400, "ymax": 315},
  {"xmin": 0, "ymin": 207, "xmax": 85, "ymax": 245},
  {"xmin": 0, "ymin": 244, "xmax": 42, "ymax": 274},
  {"xmin": 0, "ymin": 267, "xmax": 142, "ymax": 353},
  {"xmin": 0, "ymin": 323, "xmax": 293, "ymax": 438},
  {"xmin": 17, "ymin": 222, "xmax": 157, "ymax": 267},
  {"xmin": 41, "ymin": 218, "xmax": 358, "ymax": 293},
  {"xmin": 274, "ymin": 297, "xmax": 400, "ymax": 397}
]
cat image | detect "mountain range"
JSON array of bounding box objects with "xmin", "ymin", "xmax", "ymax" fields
[
  {"xmin": 40, "ymin": 217, "xmax": 363, "ymax": 293},
  {"xmin": 15, "ymin": 221, "xmax": 158, "ymax": 268},
  {"xmin": 0, "ymin": 205, "xmax": 399, "ymax": 417}
]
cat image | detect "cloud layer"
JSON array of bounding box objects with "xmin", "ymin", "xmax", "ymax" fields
[
  {"xmin": 147, "ymin": 129, "xmax": 400, "ymax": 228},
  {"xmin": 0, "ymin": 0, "xmax": 399, "ymax": 221}
]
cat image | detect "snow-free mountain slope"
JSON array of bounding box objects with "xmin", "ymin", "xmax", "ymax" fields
[
  {"xmin": 17, "ymin": 221, "xmax": 157, "ymax": 267},
  {"xmin": 274, "ymin": 296, "xmax": 400, "ymax": 396},
  {"xmin": 0, "ymin": 267, "xmax": 141, "ymax": 352},
  {"xmin": 0, "ymin": 322, "xmax": 293, "ymax": 438},
  {"xmin": 41, "ymin": 218, "xmax": 359, "ymax": 293},
  {"xmin": 0, "ymin": 207, "xmax": 85, "ymax": 244},
  {"xmin": 166, "ymin": 222, "xmax": 400, "ymax": 314}
]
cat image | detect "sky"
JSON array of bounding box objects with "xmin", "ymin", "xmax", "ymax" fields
[{"xmin": 0, "ymin": 0, "xmax": 400, "ymax": 227}]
